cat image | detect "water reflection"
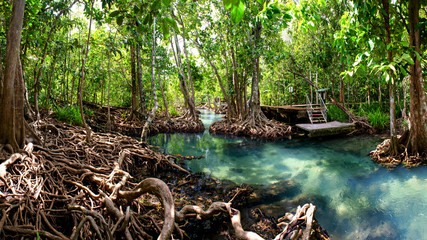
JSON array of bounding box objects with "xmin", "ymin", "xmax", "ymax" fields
[{"xmin": 149, "ymin": 109, "xmax": 427, "ymax": 240}]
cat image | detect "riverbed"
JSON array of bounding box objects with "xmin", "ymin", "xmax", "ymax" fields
[{"xmin": 149, "ymin": 109, "xmax": 427, "ymax": 239}]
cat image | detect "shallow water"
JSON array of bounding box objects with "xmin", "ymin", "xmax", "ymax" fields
[{"xmin": 149, "ymin": 109, "xmax": 427, "ymax": 239}]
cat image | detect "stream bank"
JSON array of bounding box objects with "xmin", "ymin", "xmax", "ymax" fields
[{"xmin": 149, "ymin": 109, "xmax": 427, "ymax": 240}]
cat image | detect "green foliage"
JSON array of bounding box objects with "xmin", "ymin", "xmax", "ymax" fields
[
  {"xmin": 356, "ymin": 102, "xmax": 387, "ymax": 116},
  {"xmin": 84, "ymin": 108, "xmax": 94, "ymax": 116},
  {"xmin": 367, "ymin": 108, "xmax": 389, "ymax": 130},
  {"xmin": 55, "ymin": 106, "xmax": 83, "ymax": 126},
  {"xmin": 223, "ymin": 0, "xmax": 245, "ymax": 23},
  {"xmin": 170, "ymin": 108, "xmax": 179, "ymax": 117},
  {"xmin": 327, "ymin": 105, "xmax": 348, "ymax": 122}
]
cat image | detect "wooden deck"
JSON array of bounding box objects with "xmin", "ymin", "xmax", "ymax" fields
[{"xmin": 296, "ymin": 121, "xmax": 355, "ymax": 137}]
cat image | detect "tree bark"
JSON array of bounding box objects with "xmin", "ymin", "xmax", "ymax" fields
[
  {"xmin": 171, "ymin": 28, "xmax": 196, "ymax": 118},
  {"xmin": 44, "ymin": 54, "xmax": 57, "ymax": 111},
  {"xmin": 0, "ymin": 0, "xmax": 25, "ymax": 152},
  {"xmin": 193, "ymin": 33, "xmax": 233, "ymax": 117},
  {"xmin": 77, "ymin": 0, "xmax": 94, "ymax": 143},
  {"xmin": 245, "ymin": 22, "xmax": 265, "ymax": 124},
  {"xmin": 127, "ymin": 43, "xmax": 138, "ymax": 121},
  {"xmin": 136, "ymin": 45, "xmax": 147, "ymax": 120},
  {"xmin": 158, "ymin": 73, "xmax": 170, "ymax": 120},
  {"xmin": 406, "ymin": 0, "xmax": 427, "ymax": 154},
  {"xmin": 177, "ymin": 13, "xmax": 195, "ymax": 103},
  {"xmin": 106, "ymin": 40, "xmax": 112, "ymax": 131},
  {"xmin": 381, "ymin": 0, "xmax": 399, "ymax": 155},
  {"xmin": 141, "ymin": 17, "xmax": 159, "ymax": 140}
]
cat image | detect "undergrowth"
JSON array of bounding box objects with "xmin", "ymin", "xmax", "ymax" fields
[
  {"xmin": 356, "ymin": 102, "xmax": 389, "ymax": 130},
  {"xmin": 327, "ymin": 105, "xmax": 348, "ymax": 122},
  {"xmin": 55, "ymin": 106, "xmax": 83, "ymax": 126},
  {"xmin": 367, "ymin": 108, "xmax": 389, "ymax": 130}
]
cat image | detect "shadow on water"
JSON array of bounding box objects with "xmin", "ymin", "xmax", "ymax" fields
[{"xmin": 149, "ymin": 110, "xmax": 427, "ymax": 240}]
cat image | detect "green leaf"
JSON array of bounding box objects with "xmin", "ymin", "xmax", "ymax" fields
[
  {"xmin": 283, "ymin": 13, "xmax": 292, "ymax": 20},
  {"xmin": 399, "ymin": 65, "xmax": 408, "ymax": 75},
  {"xmin": 162, "ymin": 0, "xmax": 171, "ymax": 6},
  {"xmin": 224, "ymin": 0, "xmax": 232, "ymax": 9},
  {"xmin": 161, "ymin": 21, "xmax": 170, "ymax": 39},
  {"xmin": 415, "ymin": 21, "xmax": 426, "ymax": 31},
  {"xmin": 415, "ymin": 51, "xmax": 422, "ymax": 61},
  {"xmin": 399, "ymin": 41, "xmax": 409, "ymax": 47},
  {"xmin": 401, "ymin": 53, "xmax": 414, "ymax": 65},
  {"xmin": 110, "ymin": 10, "xmax": 121, "ymax": 18},
  {"xmin": 164, "ymin": 17, "xmax": 178, "ymax": 32},
  {"xmin": 230, "ymin": 1, "xmax": 245, "ymax": 23},
  {"xmin": 143, "ymin": 14, "xmax": 153, "ymax": 25},
  {"xmin": 116, "ymin": 15, "xmax": 124, "ymax": 26}
]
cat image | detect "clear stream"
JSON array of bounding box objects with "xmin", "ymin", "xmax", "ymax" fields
[{"xmin": 149, "ymin": 109, "xmax": 427, "ymax": 240}]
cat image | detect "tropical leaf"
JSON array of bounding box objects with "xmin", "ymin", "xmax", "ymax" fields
[
  {"xmin": 401, "ymin": 53, "xmax": 414, "ymax": 65},
  {"xmin": 116, "ymin": 15, "xmax": 124, "ymax": 26},
  {"xmin": 230, "ymin": 0, "xmax": 245, "ymax": 23},
  {"xmin": 109, "ymin": 10, "xmax": 120, "ymax": 18}
]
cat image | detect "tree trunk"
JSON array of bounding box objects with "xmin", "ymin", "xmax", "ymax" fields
[
  {"xmin": 171, "ymin": 28, "xmax": 196, "ymax": 118},
  {"xmin": 127, "ymin": 43, "xmax": 138, "ymax": 121},
  {"xmin": 194, "ymin": 33, "xmax": 233, "ymax": 117},
  {"xmin": 245, "ymin": 22, "xmax": 266, "ymax": 124},
  {"xmin": 406, "ymin": 0, "xmax": 427, "ymax": 154},
  {"xmin": 141, "ymin": 17, "xmax": 159, "ymax": 141},
  {"xmin": 33, "ymin": 0, "xmax": 78, "ymax": 118},
  {"xmin": 381, "ymin": 0, "xmax": 399, "ymax": 156},
  {"xmin": 230, "ymin": 45, "xmax": 242, "ymax": 119},
  {"xmin": 136, "ymin": 45, "xmax": 147, "ymax": 120},
  {"xmin": 0, "ymin": 0, "xmax": 25, "ymax": 152},
  {"xmin": 178, "ymin": 13, "xmax": 195, "ymax": 103},
  {"xmin": 339, "ymin": 77, "xmax": 345, "ymax": 104},
  {"xmin": 106, "ymin": 43, "xmax": 112, "ymax": 131},
  {"xmin": 77, "ymin": 0, "xmax": 94, "ymax": 143},
  {"xmin": 158, "ymin": 73, "xmax": 170, "ymax": 120},
  {"xmin": 44, "ymin": 54, "xmax": 57, "ymax": 111}
]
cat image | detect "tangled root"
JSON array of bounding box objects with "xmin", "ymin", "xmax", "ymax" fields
[
  {"xmin": 1, "ymin": 118, "xmax": 327, "ymax": 239},
  {"xmin": 210, "ymin": 118, "xmax": 292, "ymax": 140},
  {"xmin": 370, "ymin": 137, "xmax": 427, "ymax": 168}
]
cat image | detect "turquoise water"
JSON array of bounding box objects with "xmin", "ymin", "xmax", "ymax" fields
[{"xmin": 149, "ymin": 110, "xmax": 427, "ymax": 239}]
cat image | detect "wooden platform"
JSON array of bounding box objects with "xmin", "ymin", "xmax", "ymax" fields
[{"xmin": 296, "ymin": 121, "xmax": 355, "ymax": 137}]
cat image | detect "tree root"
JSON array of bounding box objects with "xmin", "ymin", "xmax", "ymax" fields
[
  {"xmin": 0, "ymin": 119, "xmax": 328, "ymax": 239},
  {"xmin": 370, "ymin": 135, "xmax": 427, "ymax": 168},
  {"xmin": 210, "ymin": 118, "xmax": 293, "ymax": 140}
]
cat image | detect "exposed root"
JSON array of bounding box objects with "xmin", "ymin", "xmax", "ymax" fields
[
  {"xmin": 1, "ymin": 118, "xmax": 328, "ymax": 239},
  {"xmin": 80, "ymin": 102, "xmax": 205, "ymax": 137},
  {"xmin": 370, "ymin": 136, "xmax": 427, "ymax": 168},
  {"xmin": 210, "ymin": 117, "xmax": 293, "ymax": 140},
  {"xmin": 150, "ymin": 117, "xmax": 205, "ymax": 135}
]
